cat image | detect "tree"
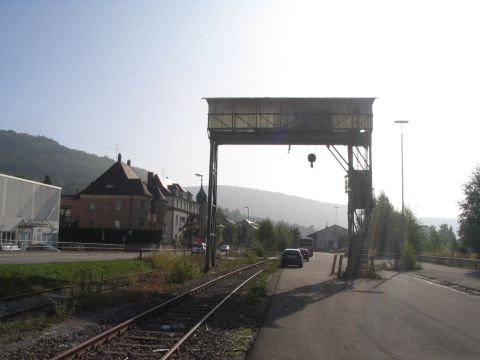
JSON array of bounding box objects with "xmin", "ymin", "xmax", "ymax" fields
[
  {"xmin": 291, "ymin": 226, "xmax": 301, "ymax": 244},
  {"xmin": 256, "ymin": 219, "xmax": 276, "ymax": 255},
  {"xmin": 368, "ymin": 192, "xmax": 400, "ymax": 254},
  {"xmin": 223, "ymin": 222, "xmax": 238, "ymax": 245},
  {"xmin": 405, "ymin": 207, "xmax": 425, "ymax": 254},
  {"xmin": 275, "ymin": 222, "xmax": 294, "ymax": 251},
  {"xmin": 458, "ymin": 165, "xmax": 480, "ymax": 253}
]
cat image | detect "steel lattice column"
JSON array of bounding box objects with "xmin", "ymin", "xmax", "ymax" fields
[
  {"xmin": 203, "ymin": 141, "xmax": 218, "ymax": 272},
  {"xmin": 346, "ymin": 144, "xmax": 373, "ymax": 277}
]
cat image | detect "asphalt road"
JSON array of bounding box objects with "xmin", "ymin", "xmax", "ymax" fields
[
  {"xmin": 248, "ymin": 252, "xmax": 480, "ymax": 360},
  {"xmin": 0, "ymin": 251, "xmax": 140, "ymax": 264}
]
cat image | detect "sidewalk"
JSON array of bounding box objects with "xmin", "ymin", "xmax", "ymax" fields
[{"xmin": 411, "ymin": 262, "xmax": 480, "ymax": 292}]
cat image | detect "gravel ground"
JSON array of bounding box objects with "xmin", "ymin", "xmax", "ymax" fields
[{"xmin": 0, "ymin": 262, "xmax": 274, "ymax": 360}]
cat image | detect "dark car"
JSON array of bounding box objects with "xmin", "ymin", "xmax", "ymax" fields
[
  {"xmin": 281, "ymin": 249, "xmax": 303, "ymax": 268},
  {"xmin": 299, "ymin": 248, "xmax": 309, "ymax": 261}
]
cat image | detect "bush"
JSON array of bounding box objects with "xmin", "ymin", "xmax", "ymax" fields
[
  {"xmin": 400, "ymin": 241, "xmax": 417, "ymax": 270},
  {"xmin": 168, "ymin": 257, "xmax": 200, "ymax": 284},
  {"xmin": 243, "ymin": 251, "xmax": 257, "ymax": 264},
  {"xmin": 252, "ymin": 240, "xmax": 265, "ymax": 257}
]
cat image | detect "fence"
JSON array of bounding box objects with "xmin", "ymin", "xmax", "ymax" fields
[
  {"xmin": 138, "ymin": 247, "xmax": 250, "ymax": 260},
  {"xmin": 416, "ymin": 255, "xmax": 480, "ymax": 270}
]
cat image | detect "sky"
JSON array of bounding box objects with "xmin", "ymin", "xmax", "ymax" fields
[{"xmin": 1, "ymin": 0, "xmax": 479, "ymax": 222}]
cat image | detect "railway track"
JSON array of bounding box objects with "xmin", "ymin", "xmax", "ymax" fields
[
  {"xmin": 0, "ymin": 270, "xmax": 165, "ymax": 322},
  {"xmin": 52, "ymin": 260, "xmax": 271, "ymax": 360}
]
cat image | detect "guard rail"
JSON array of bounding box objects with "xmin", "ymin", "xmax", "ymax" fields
[{"xmin": 416, "ymin": 255, "xmax": 480, "ymax": 270}]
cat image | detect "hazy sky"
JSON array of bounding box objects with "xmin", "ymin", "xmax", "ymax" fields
[{"xmin": 1, "ymin": 0, "xmax": 478, "ymax": 221}]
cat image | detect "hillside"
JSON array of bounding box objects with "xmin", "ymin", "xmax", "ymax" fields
[
  {"xmin": 186, "ymin": 185, "xmax": 459, "ymax": 233},
  {"xmin": 186, "ymin": 185, "xmax": 349, "ymax": 230},
  {"xmin": 0, "ymin": 130, "xmax": 458, "ymax": 232},
  {"xmin": 0, "ymin": 130, "xmax": 148, "ymax": 194}
]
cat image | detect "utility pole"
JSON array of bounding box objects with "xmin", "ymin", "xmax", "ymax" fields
[{"xmin": 394, "ymin": 120, "xmax": 409, "ymax": 265}]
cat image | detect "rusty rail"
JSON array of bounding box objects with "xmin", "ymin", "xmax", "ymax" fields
[{"xmin": 52, "ymin": 259, "xmax": 270, "ymax": 360}]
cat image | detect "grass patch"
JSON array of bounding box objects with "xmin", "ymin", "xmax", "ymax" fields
[
  {"xmin": 245, "ymin": 260, "xmax": 277, "ymax": 306},
  {"xmin": 0, "ymin": 259, "xmax": 154, "ymax": 298},
  {"xmin": 232, "ymin": 327, "xmax": 255, "ymax": 358},
  {"xmin": 243, "ymin": 251, "xmax": 259, "ymax": 264}
]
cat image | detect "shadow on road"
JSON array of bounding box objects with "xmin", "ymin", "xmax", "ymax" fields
[
  {"xmin": 259, "ymin": 276, "xmax": 353, "ymax": 328},
  {"xmin": 464, "ymin": 270, "xmax": 480, "ymax": 279}
]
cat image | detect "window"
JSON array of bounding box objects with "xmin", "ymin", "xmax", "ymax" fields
[
  {"xmin": 138, "ymin": 220, "xmax": 144, "ymax": 228},
  {"xmin": 103, "ymin": 200, "xmax": 108, "ymax": 210},
  {"xmin": 113, "ymin": 220, "xmax": 120, "ymax": 229},
  {"xmin": 115, "ymin": 200, "xmax": 122, "ymax": 211},
  {"xmin": 90, "ymin": 200, "xmax": 96, "ymax": 211},
  {"xmin": 176, "ymin": 215, "xmax": 179, "ymax": 226},
  {"xmin": 139, "ymin": 200, "xmax": 145, "ymax": 211},
  {"xmin": 89, "ymin": 220, "xmax": 95, "ymax": 228}
]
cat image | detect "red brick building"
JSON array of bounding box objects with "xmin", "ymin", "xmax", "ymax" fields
[{"xmin": 60, "ymin": 154, "xmax": 167, "ymax": 235}]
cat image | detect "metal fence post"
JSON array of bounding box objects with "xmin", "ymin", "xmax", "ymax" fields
[
  {"xmin": 337, "ymin": 255, "xmax": 344, "ymax": 276},
  {"xmin": 330, "ymin": 255, "xmax": 338, "ymax": 275}
]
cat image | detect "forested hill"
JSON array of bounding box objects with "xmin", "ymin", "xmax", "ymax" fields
[
  {"xmin": 0, "ymin": 130, "xmax": 148, "ymax": 194},
  {"xmin": 0, "ymin": 130, "xmax": 458, "ymax": 232}
]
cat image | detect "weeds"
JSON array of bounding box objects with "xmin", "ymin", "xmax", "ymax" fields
[
  {"xmin": 168, "ymin": 257, "xmax": 201, "ymax": 284},
  {"xmin": 243, "ymin": 251, "xmax": 258, "ymax": 264},
  {"xmin": 232, "ymin": 327, "xmax": 255, "ymax": 357}
]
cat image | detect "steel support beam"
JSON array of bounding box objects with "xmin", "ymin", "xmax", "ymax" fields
[
  {"xmin": 345, "ymin": 145, "xmax": 373, "ymax": 277},
  {"xmin": 203, "ymin": 141, "xmax": 218, "ymax": 272}
]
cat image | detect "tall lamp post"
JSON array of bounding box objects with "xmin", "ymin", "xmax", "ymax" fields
[
  {"xmin": 394, "ymin": 120, "xmax": 409, "ymax": 262},
  {"xmin": 195, "ymin": 173, "xmax": 203, "ymax": 187},
  {"xmin": 195, "ymin": 173, "xmax": 203, "ymax": 243},
  {"xmin": 334, "ymin": 206, "xmax": 338, "ymax": 226},
  {"xmin": 244, "ymin": 206, "xmax": 250, "ymax": 221}
]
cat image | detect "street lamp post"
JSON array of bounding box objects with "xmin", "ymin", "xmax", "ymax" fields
[
  {"xmin": 334, "ymin": 206, "xmax": 338, "ymax": 226},
  {"xmin": 244, "ymin": 206, "xmax": 249, "ymax": 221},
  {"xmin": 195, "ymin": 173, "xmax": 203, "ymax": 187},
  {"xmin": 394, "ymin": 120, "xmax": 409, "ymax": 262}
]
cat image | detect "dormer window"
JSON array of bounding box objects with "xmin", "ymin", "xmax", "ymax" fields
[{"xmin": 105, "ymin": 184, "xmax": 114, "ymax": 189}]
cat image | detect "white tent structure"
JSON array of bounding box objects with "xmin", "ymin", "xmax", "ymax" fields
[{"xmin": 0, "ymin": 173, "xmax": 61, "ymax": 250}]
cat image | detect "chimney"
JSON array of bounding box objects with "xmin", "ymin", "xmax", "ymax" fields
[
  {"xmin": 147, "ymin": 172, "xmax": 154, "ymax": 186},
  {"xmin": 127, "ymin": 159, "xmax": 131, "ymax": 166},
  {"xmin": 117, "ymin": 153, "xmax": 122, "ymax": 163}
]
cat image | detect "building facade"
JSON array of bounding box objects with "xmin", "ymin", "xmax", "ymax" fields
[
  {"xmin": 162, "ymin": 183, "xmax": 200, "ymax": 246},
  {"xmin": 0, "ymin": 173, "xmax": 61, "ymax": 249},
  {"xmin": 308, "ymin": 224, "xmax": 348, "ymax": 251},
  {"xmin": 60, "ymin": 155, "xmax": 167, "ymax": 241}
]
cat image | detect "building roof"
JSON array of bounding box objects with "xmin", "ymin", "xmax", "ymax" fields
[
  {"xmin": 147, "ymin": 173, "xmax": 168, "ymax": 202},
  {"xmin": 196, "ymin": 184, "xmax": 207, "ymax": 204},
  {"xmin": 307, "ymin": 224, "xmax": 348, "ymax": 239},
  {"xmin": 80, "ymin": 154, "xmax": 152, "ymax": 197}
]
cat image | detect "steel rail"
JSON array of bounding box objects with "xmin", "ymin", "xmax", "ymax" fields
[
  {"xmin": 0, "ymin": 284, "xmax": 72, "ymax": 302},
  {"xmin": 0, "ymin": 301, "xmax": 56, "ymax": 321},
  {"xmin": 52, "ymin": 259, "xmax": 270, "ymax": 360},
  {"xmin": 160, "ymin": 268, "xmax": 264, "ymax": 359}
]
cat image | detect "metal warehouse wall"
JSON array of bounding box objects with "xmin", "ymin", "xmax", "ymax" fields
[{"xmin": 0, "ymin": 173, "xmax": 61, "ymax": 231}]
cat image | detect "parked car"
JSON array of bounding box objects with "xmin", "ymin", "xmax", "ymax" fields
[
  {"xmin": 219, "ymin": 244, "xmax": 230, "ymax": 252},
  {"xmin": 299, "ymin": 248, "xmax": 309, "ymax": 261},
  {"xmin": 191, "ymin": 243, "xmax": 206, "ymax": 254},
  {"xmin": 280, "ymin": 249, "xmax": 303, "ymax": 268}
]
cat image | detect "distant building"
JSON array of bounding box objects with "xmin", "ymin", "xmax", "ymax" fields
[
  {"xmin": 162, "ymin": 182, "xmax": 200, "ymax": 246},
  {"xmin": 0, "ymin": 173, "xmax": 61, "ymax": 249},
  {"xmin": 308, "ymin": 224, "xmax": 348, "ymax": 251},
  {"xmin": 60, "ymin": 154, "xmax": 167, "ymax": 242},
  {"xmin": 238, "ymin": 218, "xmax": 258, "ymax": 246}
]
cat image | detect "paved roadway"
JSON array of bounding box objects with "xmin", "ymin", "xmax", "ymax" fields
[
  {"xmin": 248, "ymin": 252, "xmax": 480, "ymax": 360},
  {"xmin": 0, "ymin": 251, "xmax": 139, "ymax": 264}
]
